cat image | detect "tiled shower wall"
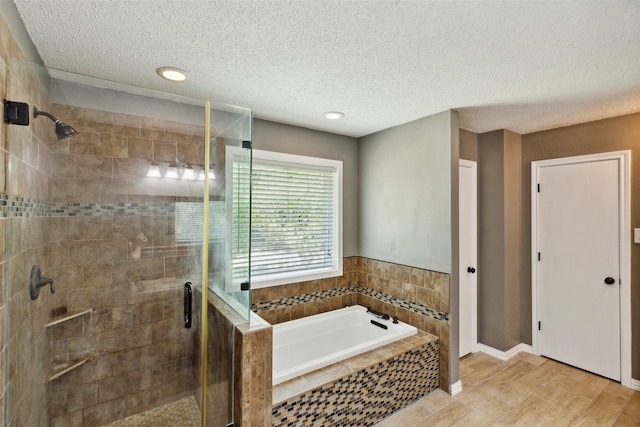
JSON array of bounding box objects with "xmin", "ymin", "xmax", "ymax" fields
[
  {"xmin": 1, "ymin": 13, "xmax": 52, "ymax": 426},
  {"xmin": 252, "ymin": 256, "xmax": 451, "ymax": 390},
  {"xmin": 1, "ymin": 15, "xmax": 207, "ymax": 422}
]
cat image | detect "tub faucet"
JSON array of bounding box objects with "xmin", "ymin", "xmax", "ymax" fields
[{"xmin": 366, "ymin": 307, "xmax": 390, "ymax": 320}]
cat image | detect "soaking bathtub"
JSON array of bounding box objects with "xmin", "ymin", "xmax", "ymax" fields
[{"xmin": 272, "ymin": 305, "xmax": 417, "ymax": 385}]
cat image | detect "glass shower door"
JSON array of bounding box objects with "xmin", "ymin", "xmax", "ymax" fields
[{"xmin": 3, "ymin": 60, "xmax": 252, "ymax": 427}]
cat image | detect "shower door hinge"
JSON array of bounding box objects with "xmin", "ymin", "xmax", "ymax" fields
[
  {"xmin": 537, "ymin": 183, "xmax": 540, "ymax": 192},
  {"xmin": 241, "ymin": 281, "xmax": 250, "ymax": 291},
  {"xmin": 538, "ymin": 252, "xmax": 541, "ymax": 261},
  {"xmin": 242, "ymin": 140, "xmax": 252, "ymax": 149},
  {"xmin": 538, "ymin": 321, "xmax": 541, "ymax": 331}
]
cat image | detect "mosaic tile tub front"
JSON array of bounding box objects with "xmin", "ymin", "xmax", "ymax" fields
[{"xmin": 271, "ymin": 339, "xmax": 439, "ymax": 427}]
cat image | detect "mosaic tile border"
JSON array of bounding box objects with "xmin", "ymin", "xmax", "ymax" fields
[
  {"xmin": 252, "ymin": 285, "xmax": 449, "ymax": 322},
  {"xmin": 0, "ymin": 193, "xmax": 177, "ymax": 218},
  {"xmin": 0, "ymin": 193, "xmax": 50, "ymax": 218},
  {"xmin": 50, "ymin": 201, "xmax": 174, "ymax": 217},
  {"xmin": 271, "ymin": 341, "xmax": 439, "ymax": 427}
]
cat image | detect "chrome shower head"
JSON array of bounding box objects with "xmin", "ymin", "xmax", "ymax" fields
[{"xmin": 33, "ymin": 106, "xmax": 78, "ymax": 140}]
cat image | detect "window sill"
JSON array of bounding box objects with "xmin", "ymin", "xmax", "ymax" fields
[{"xmin": 251, "ymin": 265, "xmax": 343, "ymax": 289}]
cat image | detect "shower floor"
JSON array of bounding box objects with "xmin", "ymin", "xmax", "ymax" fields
[{"xmin": 103, "ymin": 395, "xmax": 200, "ymax": 427}]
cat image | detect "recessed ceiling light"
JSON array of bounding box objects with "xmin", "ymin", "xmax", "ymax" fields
[
  {"xmin": 323, "ymin": 112, "xmax": 344, "ymax": 120},
  {"xmin": 156, "ymin": 67, "xmax": 188, "ymax": 82}
]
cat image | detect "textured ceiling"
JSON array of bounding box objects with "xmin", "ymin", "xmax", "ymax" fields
[{"xmin": 11, "ymin": 0, "xmax": 640, "ymax": 138}]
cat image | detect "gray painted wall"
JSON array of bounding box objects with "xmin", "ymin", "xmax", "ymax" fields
[
  {"xmin": 358, "ymin": 110, "xmax": 456, "ymax": 273},
  {"xmin": 459, "ymin": 129, "xmax": 478, "ymax": 162},
  {"xmin": 252, "ymin": 118, "xmax": 359, "ymax": 256},
  {"xmin": 478, "ymin": 130, "xmax": 506, "ymax": 349},
  {"xmin": 477, "ymin": 129, "xmax": 523, "ymax": 351}
]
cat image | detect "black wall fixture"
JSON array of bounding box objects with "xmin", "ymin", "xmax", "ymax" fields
[
  {"xmin": 184, "ymin": 282, "xmax": 192, "ymax": 328},
  {"xmin": 29, "ymin": 265, "xmax": 55, "ymax": 300},
  {"xmin": 3, "ymin": 99, "xmax": 30, "ymax": 126}
]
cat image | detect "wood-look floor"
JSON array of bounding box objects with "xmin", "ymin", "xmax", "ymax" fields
[{"xmin": 375, "ymin": 352, "xmax": 640, "ymax": 426}]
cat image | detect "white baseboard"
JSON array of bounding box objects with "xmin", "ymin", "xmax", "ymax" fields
[
  {"xmin": 629, "ymin": 378, "xmax": 640, "ymax": 391},
  {"xmin": 477, "ymin": 343, "xmax": 533, "ymax": 361},
  {"xmin": 449, "ymin": 380, "xmax": 463, "ymax": 396}
]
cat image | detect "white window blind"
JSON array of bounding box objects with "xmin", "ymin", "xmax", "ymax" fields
[
  {"xmin": 230, "ymin": 160, "xmax": 251, "ymax": 288},
  {"xmin": 229, "ymin": 147, "xmax": 343, "ymax": 288},
  {"xmin": 175, "ymin": 201, "xmax": 225, "ymax": 244}
]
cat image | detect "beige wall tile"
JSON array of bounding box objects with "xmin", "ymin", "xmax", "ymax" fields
[{"xmin": 127, "ymin": 136, "xmax": 153, "ymax": 159}]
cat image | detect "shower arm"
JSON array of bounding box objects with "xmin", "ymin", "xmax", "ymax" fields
[{"xmin": 33, "ymin": 107, "xmax": 61, "ymax": 124}]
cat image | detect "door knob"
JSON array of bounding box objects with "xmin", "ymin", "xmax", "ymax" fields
[
  {"xmin": 604, "ymin": 277, "xmax": 616, "ymax": 285},
  {"xmin": 467, "ymin": 267, "xmax": 476, "ymax": 274}
]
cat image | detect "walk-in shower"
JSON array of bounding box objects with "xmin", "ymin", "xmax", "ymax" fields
[{"xmin": 2, "ymin": 60, "xmax": 252, "ymax": 426}]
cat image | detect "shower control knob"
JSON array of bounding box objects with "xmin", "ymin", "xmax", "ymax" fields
[{"xmin": 467, "ymin": 267, "xmax": 476, "ymax": 274}]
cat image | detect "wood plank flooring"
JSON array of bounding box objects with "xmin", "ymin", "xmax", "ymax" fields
[{"xmin": 375, "ymin": 352, "xmax": 640, "ymax": 426}]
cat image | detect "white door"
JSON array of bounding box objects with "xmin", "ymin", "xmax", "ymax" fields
[
  {"xmin": 535, "ymin": 157, "xmax": 621, "ymax": 381},
  {"xmin": 459, "ymin": 160, "xmax": 477, "ymax": 358}
]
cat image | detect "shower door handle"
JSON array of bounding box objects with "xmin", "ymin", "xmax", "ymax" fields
[{"xmin": 184, "ymin": 282, "xmax": 192, "ymax": 328}]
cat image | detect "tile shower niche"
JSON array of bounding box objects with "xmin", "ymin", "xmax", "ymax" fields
[{"xmin": 46, "ymin": 308, "xmax": 95, "ymax": 382}]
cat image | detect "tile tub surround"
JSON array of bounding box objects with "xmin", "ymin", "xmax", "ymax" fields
[
  {"xmin": 200, "ymin": 288, "xmax": 273, "ymax": 427},
  {"xmin": 251, "ymin": 257, "xmax": 450, "ymax": 318},
  {"xmin": 194, "ymin": 289, "xmax": 265, "ymax": 427},
  {"xmin": 272, "ymin": 334, "xmax": 439, "ymax": 427},
  {"xmin": 234, "ymin": 321, "xmax": 273, "ymax": 427},
  {"xmin": 252, "ymin": 256, "xmax": 451, "ymax": 390}
]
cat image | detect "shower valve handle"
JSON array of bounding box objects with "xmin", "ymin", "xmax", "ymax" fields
[{"xmin": 29, "ymin": 265, "xmax": 55, "ymax": 300}]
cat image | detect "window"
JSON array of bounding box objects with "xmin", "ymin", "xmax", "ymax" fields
[
  {"xmin": 228, "ymin": 147, "xmax": 343, "ymax": 289},
  {"xmin": 175, "ymin": 201, "xmax": 225, "ymax": 244}
]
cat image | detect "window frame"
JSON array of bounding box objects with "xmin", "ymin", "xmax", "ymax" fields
[{"xmin": 227, "ymin": 146, "xmax": 343, "ymax": 290}]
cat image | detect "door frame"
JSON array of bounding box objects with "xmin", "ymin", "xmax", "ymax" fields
[
  {"xmin": 459, "ymin": 159, "xmax": 478, "ymax": 355},
  {"xmin": 531, "ymin": 150, "xmax": 631, "ymax": 387}
]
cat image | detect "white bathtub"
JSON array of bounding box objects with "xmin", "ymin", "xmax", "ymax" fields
[{"xmin": 272, "ymin": 305, "xmax": 417, "ymax": 385}]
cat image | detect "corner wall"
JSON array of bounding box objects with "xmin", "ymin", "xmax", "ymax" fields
[{"xmin": 477, "ymin": 129, "xmax": 522, "ymax": 351}]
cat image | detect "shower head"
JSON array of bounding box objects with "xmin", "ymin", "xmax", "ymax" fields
[{"xmin": 33, "ymin": 106, "xmax": 78, "ymax": 140}]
